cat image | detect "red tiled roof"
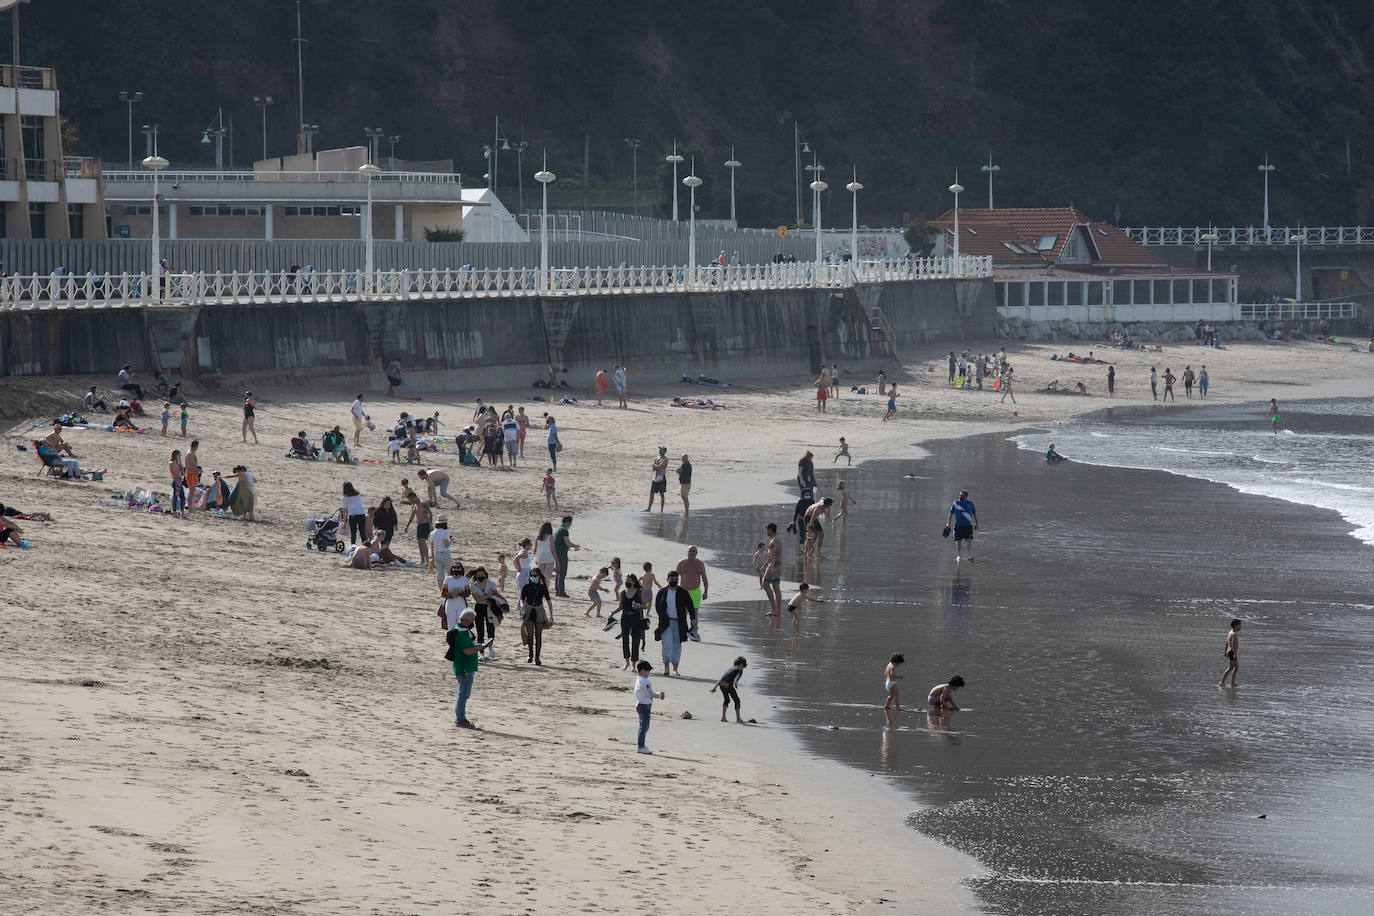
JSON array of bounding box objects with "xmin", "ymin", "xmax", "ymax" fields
[{"xmin": 930, "ymin": 207, "xmax": 1168, "ymax": 269}]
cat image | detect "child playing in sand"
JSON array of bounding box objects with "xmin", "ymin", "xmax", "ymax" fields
[
  {"xmin": 160, "ymin": 402, "xmax": 171, "ymax": 436},
  {"xmin": 928, "ymin": 675, "xmax": 965, "ymax": 710},
  {"xmin": 752, "ymin": 542, "xmax": 767, "ymax": 588},
  {"xmin": 542, "ymin": 468, "xmax": 558, "ymax": 509},
  {"xmin": 834, "ymin": 436, "xmax": 851, "ymax": 465},
  {"xmin": 586, "ymin": 567, "xmax": 610, "ymax": 617},
  {"xmin": 1218, "ymin": 619, "xmax": 1242, "ymax": 687},
  {"xmin": 610, "ymin": 557, "xmax": 624, "ymax": 601},
  {"xmin": 179, "ymin": 401, "xmax": 189, "ymax": 437},
  {"xmin": 883, "ymin": 653, "xmax": 905, "ymax": 709},
  {"xmin": 634, "ymin": 660, "xmax": 665, "ymax": 754},
  {"xmin": 784, "ymin": 583, "xmax": 817, "ymax": 634},
  {"xmin": 835, "ymin": 480, "xmax": 855, "ymax": 522},
  {"xmin": 710, "ymin": 656, "xmax": 748, "ymax": 723},
  {"xmin": 388, "ymin": 435, "xmax": 401, "ymax": 464}
]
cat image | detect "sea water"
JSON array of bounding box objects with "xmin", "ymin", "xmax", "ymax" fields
[{"xmin": 652, "ymin": 402, "xmax": 1374, "ymax": 915}]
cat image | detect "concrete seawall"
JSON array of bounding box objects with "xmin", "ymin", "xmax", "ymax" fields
[{"xmin": 0, "ymin": 278, "xmax": 997, "ymax": 389}]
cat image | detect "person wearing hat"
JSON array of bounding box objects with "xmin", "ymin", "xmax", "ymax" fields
[
  {"xmin": 653, "ymin": 570, "xmax": 697, "ymax": 677},
  {"xmin": 429, "ymin": 517, "xmax": 454, "ymax": 585}
]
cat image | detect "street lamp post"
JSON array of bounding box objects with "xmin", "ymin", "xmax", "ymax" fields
[
  {"xmin": 980, "ymin": 151, "xmax": 1000, "ymax": 209},
  {"xmin": 536, "ymin": 155, "xmax": 556, "ymax": 291},
  {"xmin": 665, "ymin": 140, "xmax": 684, "ymax": 221},
  {"xmin": 794, "ymin": 123, "xmax": 812, "ymax": 226},
  {"xmin": 359, "ymin": 162, "xmax": 381, "ymax": 290},
  {"xmin": 252, "ymin": 95, "xmax": 273, "ymax": 160},
  {"xmin": 387, "ymin": 134, "xmax": 401, "ymax": 168},
  {"xmin": 201, "ymin": 108, "xmax": 227, "ymax": 170},
  {"xmin": 302, "ymin": 123, "xmax": 319, "ymax": 155},
  {"xmin": 683, "ymin": 162, "xmax": 702, "ymax": 285},
  {"xmin": 1259, "ymin": 156, "xmax": 1276, "ymax": 231},
  {"xmin": 140, "ymin": 122, "xmax": 159, "ymax": 159},
  {"xmin": 624, "ymin": 138, "xmax": 641, "ymax": 215},
  {"xmin": 118, "ymin": 91, "xmax": 142, "ymax": 169},
  {"xmin": 846, "ymin": 168, "xmax": 863, "ymax": 272},
  {"xmin": 724, "ymin": 147, "xmax": 742, "ymax": 224},
  {"xmin": 515, "ymin": 140, "xmax": 529, "ymax": 213},
  {"xmin": 949, "ymin": 173, "xmax": 964, "ymax": 265},
  {"xmin": 142, "ymin": 153, "xmax": 168, "ymax": 300},
  {"xmin": 1290, "ymin": 230, "xmax": 1306, "ymax": 301},
  {"xmin": 810, "ymin": 175, "xmax": 828, "ymax": 267},
  {"xmin": 364, "ymin": 127, "xmax": 384, "ymax": 166},
  {"xmin": 1200, "ymin": 229, "xmax": 1219, "ymax": 271}
]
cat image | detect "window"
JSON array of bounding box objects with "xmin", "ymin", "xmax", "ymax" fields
[
  {"xmin": 1066, "ymin": 281, "xmax": 1083, "ymax": 306},
  {"xmin": 188, "ymin": 205, "xmax": 265, "ymax": 217},
  {"xmin": 1028, "ymin": 281, "xmax": 1045, "ymax": 306},
  {"xmin": 29, "ymin": 202, "xmax": 45, "ymax": 238},
  {"xmin": 284, "ymin": 205, "xmax": 360, "ymax": 217},
  {"xmin": 122, "ymin": 205, "xmax": 152, "ymax": 216},
  {"xmin": 1086, "ymin": 282, "xmax": 1104, "ymax": 306},
  {"xmin": 1062, "ymin": 234, "xmax": 1083, "ymax": 262},
  {"xmin": 1036, "ymin": 234, "xmax": 1057, "ymax": 251},
  {"xmin": 68, "ymin": 204, "xmax": 83, "ymax": 239},
  {"xmin": 1113, "ymin": 279, "xmax": 1130, "ymax": 304},
  {"xmin": 1047, "ymin": 281, "xmax": 1065, "ymax": 306}
]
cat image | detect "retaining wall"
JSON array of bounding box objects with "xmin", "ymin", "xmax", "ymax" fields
[{"xmin": 0, "ymin": 277, "xmax": 999, "ymax": 388}]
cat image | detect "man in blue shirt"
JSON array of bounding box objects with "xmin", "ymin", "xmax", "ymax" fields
[{"xmin": 947, "ymin": 490, "xmax": 978, "ymax": 562}]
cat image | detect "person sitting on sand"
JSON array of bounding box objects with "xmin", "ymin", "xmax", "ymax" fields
[
  {"xmin": 34, "ymin": 441, "xmax": 101, "ymax": 480},
  {"xmin": 1046, "ymin": 443, "xmax": 1068, "ymax": 463},
  {"xmin": 928, "ymin": 675, "xmax": 965, "ymax": 710},
  {"xmin": 290, "ymin": 430, "xmax": 320, "ymax": 459},
  {"xmin": 83, "ymin": 386, "xmax": 108, "ymax": 413},
  {"xmin": 366, "ymin": 529, "xmax": 408, "ymax": 566}
]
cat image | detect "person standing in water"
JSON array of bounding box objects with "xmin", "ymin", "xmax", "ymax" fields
[
  {"xmin": 947, "ymin": 489, "xmax": 978, "ymax": 562},
  {"xmin": 1268, "ymin": 399, "xmax": 1281, "ymax": 433},
  {"xmin": 1218, "ymin": 618, "xmax": 1242, "ymax": 687}
]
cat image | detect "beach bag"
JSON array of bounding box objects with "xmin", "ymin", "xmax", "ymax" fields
[
  {"xmin": 444, "ymin": 628, "xmax": 457, "ymax": 661},
  {"xmin": 489, "ymin": 593, "xmax": 509, "ymax": 623}
]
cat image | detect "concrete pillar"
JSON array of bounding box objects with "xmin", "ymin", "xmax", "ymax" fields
[
  {"xmin": 168, "ymin": 202, "xmax": 178, "ymax": 239},
  {"xmin": 394, "ymin": 204, "xmax": 404, "ymax": 241},
  {"xmin": 265, "ymin": 205, "xmax": 274, "ymax": 240}
]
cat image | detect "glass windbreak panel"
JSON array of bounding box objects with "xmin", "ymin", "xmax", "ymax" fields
[
  {"xmin": 1113, "ymin": 279, "xmax": 1130, "ymax": 303},
  {"xmin": 1028, "ymin": 281, "xmax": 1045, "ymax": 306},
  {"xmin": 1066, "ymin": 281, "xmax": 1083, "ymax": 305},
  {"xmin": 1047, "ymin": 280, "xmax": 1065, "ymax": 306},
  {"xmin": 1133, "ymin": 279, "xmax": 1151, "ymax": 303},
  {"xmin": 1087, "ymin": 281, "xmax": 1104, "ymax": 305}
]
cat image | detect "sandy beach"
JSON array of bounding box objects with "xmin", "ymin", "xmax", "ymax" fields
[{"xmin": 4, "ymin": 336, "xmax": 1374, "ymax": 914}]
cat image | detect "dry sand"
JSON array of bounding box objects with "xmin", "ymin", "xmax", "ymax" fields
[{"xmin": 3, "ymin": 337, "xmax": 1372, "ymax": 914}]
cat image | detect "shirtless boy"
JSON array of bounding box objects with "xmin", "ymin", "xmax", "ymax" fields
[
  {"xmin": 418, "ymin": 468, "xmax": 461, "ymax": 509},
  {"xmin": 1218, "ymin": 619, "xmax": 1242, "ymax": 687},
  {"xmin": 646, "ymin": 446, "xmax": 669, "ymax": 513},
  {"xmin": 762, "ymin": 523, "xmax": 783, "ymax": 616},
  {"xmin": 928, "ymin": 675, "xmax": 965, "ymax": 710}
]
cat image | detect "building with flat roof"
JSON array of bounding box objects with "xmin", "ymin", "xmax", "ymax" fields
[
  {"xmin": 0, "ymin": 63, "xmax": 106, "ymax": 240},
  {"xmin": 100, "ymin": 146, "xmax": 470, "ymax": 243}
]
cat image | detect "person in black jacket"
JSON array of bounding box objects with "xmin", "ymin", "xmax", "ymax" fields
[
  {"xmin": 370, "ymin": 496, "xmax": 398, "ymax": 546},
  {"xmin": 791, "ymin": 489, "xmax": 815, "ymax": 546},
  {"xmin": 653, "ymin": 570, "xmax": 697, "ymax": 677}
]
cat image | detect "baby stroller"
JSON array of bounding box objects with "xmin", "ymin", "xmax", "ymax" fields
[{"xmin": 305, "ymin": 514, "xmax": 345, "ymax": 552}]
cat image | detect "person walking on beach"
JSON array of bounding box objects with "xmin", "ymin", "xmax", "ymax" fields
[
  {"xmin": 834, "ymin": 437, "xmax": 851, "ymax": 465},
  {"xmin": 534, "ymin": 521, "xmax": 556, "ymax": 585},
  {"xmin": 802, "ymin": 497, "xmax": 834, "ymax": 561},
  {"xmin": 180, "ymin": 401, "xmax": 189, "ymax": 437},
  {"xmin": 947, "ymin": 490, "xmax": 978, "ymax": 562},
  {"xmin": 999, "ymin": 365, "xmax": 1016, "ymax": 404},
  {"xmin": 614, "ymin": 364, "xmax": 629, "ymax": 409},
  {"xmin": 520, "ymin": 567, "xmax": 553, "ymax": 665},
  {"xmin": 654, "ymin": 570, "xmax": 697, "ymax": 676},
  {"xmin": 797, "ymin": 451, "xmax": 817, "ymax": 494},
  {"xmin": 615, "ymin": 573, "xmax": 648, "ymax": 669},
  {"xmin": 646, "ymin": 446, "xmax": 669, "ymax": 512},
  {"xmin": 594, "ymin": 367, "xmax": 610, "ymax": 406},
  {"xmin": 835, "ymin": 480, "xmax": 855, "ymax": 523},
  {"xmin": 553, "ymin": 515, "xmax": 579, "ymax": 598},
  {"xmin": 634, "ymin": 660, "xmax": 665, "ymax": 753},
  {"xmin": 830, "ymin": 363, "xmax": 841, "ymax": 398},
  {"xmin": 1182, "ymin": 366, "xmax": 1196, "ymax": 398},
  {"xmin": 792, "ymin": 489, "xmax": 815, "ymax": 547},
  {"xmin": 1268, "ymin": 399, "xmax": 1281, "ymax": 433},
  {"xmin": 675, "ymin": 545, "xmax": 709, "ymax": 626},
  {"xmin": 430, "ymin": 518, "xmax": 454, "ymax": 586},
  {"xmin": 814, "ymin": 371, "xmax": 830, "ymax": 412},
  {"xmin": 340, "ymin": 482, "xmax": 367, "ymax": 545},
  {"xmin": 762, "ymin": 523, "xmax": 783, "ymax": 616},
  {"xmin": 546, "ymin": 415, "xmax": 561, "ymax": 469},
  {"xmin": 883, "ymin": 653, "xmax": 905, "ymax": 710},
  {"xmin": 1149, "ymin": 367, "xmax": 1159, "ymax": 401},
  {"xmin": 448, "ymin": 608, "xmax": 490, "ymax": 729},
  {"xmin": 710, "ymin": 656, "xmax": 748, "ymax": 723},
  {"xmin": 160, "ymin": 401, "xmax": 171, "ymax": 437},
  {"xmin": 586, "ymin": 567, "xmax": 610, "ymax": 618},
  {"xmin": 1198, "ymin": 365, "xmax": 1209, "ymax": 398},
  {"xmin": 1107, "ymin": 365, "xmax": 1116, "ymax": 397},
  {"xmin": 542, "ymin": 468, "xmax": 558, "ymax": 509},
  {"xmin": 1162, "ymin": 368, "xmax": 1176, "ymax": 402},
  {"xmin": 516, "ymin": 406, "xmax": 529, "ymax": 457},
  {"xmin": 242, "ymin": 391, "xmax": 258, "ymax": 444},
  {"xmin": 882, "ymin": 386, "xmax": 899, "ymax": 421},
  {"xmin": 440, "ymin": 561, "xmax": 470, "ymax": 630},
  {"xmin": 403, "ymin": 493, "xmax": 433, "ymax": 570},
  {"xmin": 1218, "ymin": 618, "xmax": 1242, "ymax": 687},
  {"xmin": 948, "ymin": 351, "xmax": 957, "ymax": 384},
  {"xmin": 350, "ymin": 393, "xmax": 367, "ymax": 446},
  {"xmin": 677, "ymin": 454, "xmax": 693, "ymax": 517}
]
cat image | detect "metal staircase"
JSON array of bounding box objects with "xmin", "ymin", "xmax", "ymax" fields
[{"xmin": 853, "ymin": 284, "xmax": 898, "ymax": 360}]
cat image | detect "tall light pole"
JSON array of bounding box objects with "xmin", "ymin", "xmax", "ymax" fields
[
  {"xmin": 665, "ymin": 140, "xmax": 684, "ymax": 221},
  {"xmin": 515, "ymin": 140, "xmax": 529, "ymax": 212},
  {"xmin": 949, "ymin": 172, "xmax": 964, "ymax": 263},
  {"xmin": 359, "ymin": 162, "xmax": 381, "ymax": 288},
  {"xmin": 1259, "ymin": 156, "xmax": 1276, "ymax": 230},
  {"xmin": 810, "ymin": 175, "xmax": 828, "ymax": 267},
  {"xmin": 1200, "ymin": 229, "xmax": 1218, "ymax": 271},
  {"xmin": 624, "ymin": 138, "xmax": 641, "ymax": 215},
  {"xmin": 683, "ymin": 161, "xmax": 702, "ymax": 284},
  {"xmin": 1290, "ymin": 230, "xmax": 1306, "ymax": 301},
  {"xmin": 536, "ymin": 154, "xmax": 556, "ymax": 291},
  {"xmin": 981, "ymin": 151, "xmax": 1000, "ymax": 209},
  {"xmin": 140, "ymin": 122, "xmax": 160, "ymax": 159},
  {"xmin": 491, "ymin": 117, "xmax": 509, "ymax": 194},
  {"xmin": 364, "ymin": 127, "xmax": 384, "ymax": 165},
  {"xmin": 142, "ymin": 153, "xmax": 168, "ymax": 299},
  {"xmin": 387, "ymin": 134, "xmax": 401, "ymax": 168},
  {"xmin": 794, "ymin": 123, "xmax": 811, "ymax": 226},
  {"xmin": 846, "ymin": 168, "xmax": 863, "ymax": 267},
  {"xmin": 252, "ymin": 95, "xmax": 273, "ymax": 160},
  {"xmin": 118, "ymin": 91, "xmax": 142, "ymax": 169},
  {"xmin": 724, "ymin": 147, "xmax": 742, "ymax": 224},
  {"xmin": 302, "ymin": 123, "xmax": 319, "ymax": 155},
  {"xmin": 200, "ymin": 108, "xmax": 226, "ymax": 170}
]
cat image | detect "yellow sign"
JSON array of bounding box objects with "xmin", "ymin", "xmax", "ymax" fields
[
  {"xmin": 778, "ymin": 226, "xmax": 788, "ymax": 237},
  {"xmin": 1341, "ymin": 270, "xmax": 1349, "ymax": 280}
]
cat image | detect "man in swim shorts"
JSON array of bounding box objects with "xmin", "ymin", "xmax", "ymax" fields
[
  {"xmin": 350, "ymin": 393, "xmax": 367, "ymax": 446},
  {"xmin": 646, "ymin": 446, "xmax": 669, "ymax": 512},
  {"xmin": 947, "ymin": 489, "xmax": 978, "ymax": 562},
  {"xmin": 675, "ymin": 545, "xmax": 709, "ymax": 629},
  {"xmin": 762, "ymin": 522, "xmax": 783, "ymax": 616}
]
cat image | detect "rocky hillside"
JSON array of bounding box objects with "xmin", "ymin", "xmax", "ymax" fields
[{"xmin": 24, "ymin": 0, "xmax": 1374, "ymax": 228}]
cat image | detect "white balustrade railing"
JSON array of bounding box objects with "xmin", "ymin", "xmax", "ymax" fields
[
  {"xmin": 100, "ymin": 169, "xmax": 463, "ymax": 185},
  {"xmin": 1125, "ymin": 226, "xmax": 1374, "ymax": 246},
  {"xmin": 0, "ymin": 256, "xmax": 993, "ymax": 311}
]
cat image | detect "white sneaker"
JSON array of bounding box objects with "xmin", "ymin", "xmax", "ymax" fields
[
  {"xmin": 637, "ymin": 747, "xmax": 653, "ymax": 755},
  {"xmin": 487, "ymin": 648, "xmax": 497, "ymax": 659}
]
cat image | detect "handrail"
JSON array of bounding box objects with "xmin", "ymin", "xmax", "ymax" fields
[
  {"xmin": 1124, "ymin": 226, "xmax": 1374, "ymax": 246},
  {"xmin": 0, "ymin": 256, "xmax": 993, "ymax": 311},
  {"xmin": 101, "ymin": 169, "xmax": 462, "ymax": 184}
]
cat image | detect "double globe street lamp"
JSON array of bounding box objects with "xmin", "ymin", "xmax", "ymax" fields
[
  {"xmin": 536, "ymin": 156, "xmax": 556, "ymax": 291},
  {"xmin": 683, "ymin": 161, "xmax": 702, "ymax": 285},
  {"xmin": 142, "ymin": 153, "xmax": 169, "ymax": 299}
]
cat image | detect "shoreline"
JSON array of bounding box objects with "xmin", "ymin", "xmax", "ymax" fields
[{"xmin": 5, "ymin": 338, "xmax": 1373, "ymax": 913}]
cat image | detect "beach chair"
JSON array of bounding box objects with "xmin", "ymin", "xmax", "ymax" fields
[{"xmin": 33, "ymin": 448, "xmax": 62, "ymax": 479}]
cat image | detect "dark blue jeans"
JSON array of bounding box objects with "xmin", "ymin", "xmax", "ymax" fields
[{"xmin": 636, "ymin": 702, "xmax": 651, "ymax": 749}]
